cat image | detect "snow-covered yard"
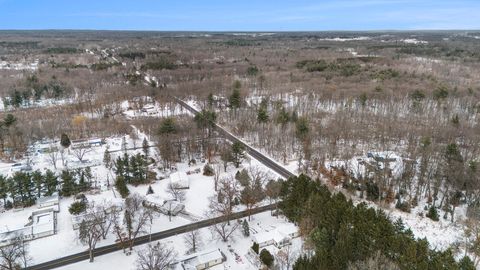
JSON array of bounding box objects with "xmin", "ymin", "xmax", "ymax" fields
[
  {"xmin": 58, "ymin": 211, "xmax": 301, "ymax": 270},
  {"xmin": 0, "ymin": 126, "xmax": 293, "ymax": 268}
]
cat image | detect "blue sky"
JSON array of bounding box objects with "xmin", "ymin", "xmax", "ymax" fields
[{"xmin": 0, "ymin": 0, "xmax": 479, "ymax": 31}]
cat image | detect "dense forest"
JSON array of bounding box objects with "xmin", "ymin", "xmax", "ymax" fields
[{"xmin": 280, "ymin": 174, "xmax": 475, "ymax": 270}]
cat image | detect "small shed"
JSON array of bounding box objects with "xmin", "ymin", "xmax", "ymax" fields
[
  {"xmin": 37, "ymin": 193, "xmax": 60, "ymax": 212},
  {"xmin": 170, "ymin": 171, "xmax": 190, "ymax": 189}
]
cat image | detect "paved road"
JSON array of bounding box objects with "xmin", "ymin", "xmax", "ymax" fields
[
  {"xmin": 26, "ymin": 97, "xmax": 294, "ymax": 270},
  {"xmin": 25, "ymin": 204, "xmax": 275, "ymax": 270},
  {"xmin": 173, "ymin": 97, "xmax": 296, "ymax": 179}
]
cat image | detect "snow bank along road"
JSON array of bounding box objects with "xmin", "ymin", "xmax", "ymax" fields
[
  {"xmin": 25, "ymin": 204, "xmax": 276, "ymax": 270},
  {"xmin": 173, "ymin": 97, "xmax": 296, "ymax": 179}
]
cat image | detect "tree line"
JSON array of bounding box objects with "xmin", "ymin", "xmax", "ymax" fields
[
  {"xmin": 0, "ymin": 167, "xmax": 93, "ymax": 209},
  {"xmin": 279, "ymin": 174, "xmax": 475, "ymax": 270}
]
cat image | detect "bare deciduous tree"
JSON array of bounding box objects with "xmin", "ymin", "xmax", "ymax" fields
[
  {"xmin": 207, "ymin": 176, "xmax": 240, "ymax": 242},
  {"xmin": 265, "ymin": 179, "xmax": 282, "ymax": 216},
  {"xmin": 347, "ymin": 250, "xmax": 400, "ymax": 270},
  {"xmin": 275, "ymin": 245, "xmax": 298, "ymax": 270},
  {"xmin": 92, "ymin": 201, "xmax": 119, "ymax": 240},
  {"xmin": 209, "ymin": 216, "xmax": 239, "ymax": 242},
  {"xmin": 209, "ymin": 176, "xmax": 239, "ymax": 222},
  {"xmin": 72, "ymin": 145, "xmax": 93, "ymax": 163},
  {"xmin": 47, "ymin": 144, "xmax": 59, "ymax": 170},
  {"xmin": 183, "ymin": 230, "xmax": 202, "ymax": 254},
  {"xmin": 112, "ymin": 193, "xmax": 154, "ymax": 252},
  {"xmin": 167, "ymin": 183, "xmax": 186, "ymax": 202},
  {"xmin": 213, "ymin": 163, "xmax": 222, "ymax": 191},
  {"xmin": 0, "ymin": 236, "xmax": 31, "ymax": 269},
  {"xmin": 136, "ymin": 242, "xmax": 176, "ymax": 270},
  {"xmin": 240, "ymin": 167, "xmax": 267, "ymax": 221},
  {"xmin": 78, "ymin": 216, "xmax": 102, "ymax": 262}
]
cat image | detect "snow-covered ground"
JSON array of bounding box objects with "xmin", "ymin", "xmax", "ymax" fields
[
  {"xmin": 120, "ymin": 97, "xmax": 191, "ymax": 119},
  {"xmin": 0, "ymin": 125, "xmax": 294, "ymax": 268},
  {"xmin": 402, "ymin": 38, "xmax": 428, "ymax": 44},
  {"xmin": 58, "ymin": 212, "xmax": 301, "ymax": 270},
  {"xmin": 325, "ymin": 150, "xmax": 466, "ymax": 252},
  {"xmin": 0, "ymin": 98, "xmax": 76, "ymax": 112},
  {"xmin": 0, "ymin": 59, "xmax": 39, "ymax": 70},
  {"xmin": 317, "ymin": 36, "xmax": 371, "ymax": 42}
]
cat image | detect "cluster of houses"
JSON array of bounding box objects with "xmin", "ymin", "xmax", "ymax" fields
[{"xmin": 28, "ymin": 137, "xmax": 104, "ymax": 155}]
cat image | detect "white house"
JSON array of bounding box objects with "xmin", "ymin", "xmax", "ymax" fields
[
  {"xmin": 253, "ymin": 223, "xmax": 299, "ymax": 249},
  {"xmin": 171, "ymin": 248, "xmax": 225, "ymax": 270},
  {"xmin": 253, "ymin": 231, "xmax": 276, "ymax": 248},
  {"xmin": 276, "ymin": 223, "xmax": 300, "ymax": 238},
  {"xmin": 0, "ymin": 208, "xmax": 56, "ymax": 247},
  {"xmin": 170, "ymin": 171, "xmax": 190, "ymax": 189},
  {"xmin": 272, "ymin": 232, "xmax": 291, "ymax": 248}
]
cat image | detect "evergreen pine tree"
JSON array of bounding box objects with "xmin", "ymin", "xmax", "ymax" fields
[
  {"xmin": 13, "ymin": 172, "xmax": 35, "ymax": 207},
  {"xmin": 247, "ymin": 65, "xmax": 259, "ymax": 76},
  {"xmin": 276, "ymin": 106, "xmax": 290, "ymax": 126},
  {"xmin": 31, "ymin": 170, "xmax": 44, "ymax": 198},
  {"xmin": 3, "ymin": 114, "xmax": 16, "ymax": 127},
  {"xmin": 44, "ymin": 169, "xmax": 58, "ymax": 196},
  {"xmin": 142, "ymin": 137, "xmax": 149, "ymax": 158},
  {"xmin": 158, "ymin": 118, "xmax": 176, "ymax": 135},
  {"xmin": 251, "ymin": 242, "xmax": 259, "ymax": 254},
  {"xmin": 146, "ymin": 185, "xmax": 154, "ymax": 195},
  {"xmin": 242, "ymin": 220, "xmax": 250, "ymax": 237},
  {"xmin": 458, "ymin": 256, "xmax": 475, "ymax": 270},
  {"xmin": 0, "ymin": 175, "xmax": 8, "ymax": 206},
  {"xmin": 9, "ymin": 173, "xmax": 22, "ymax": 206},
  {"xmin": 76, "ymin": 168, "xmax": 91, "ymax": 192},
  {"xmin": 295, "ymin": 117, "xmax": 309, "ymax": 141},
  {"xmin": 103, "ymin": 146, "xmax": 112, "ymax": 169},
  {"xmin": 207, "ymin": 92, "xmax": 214, "ymax": 108},
  {"xmin": 257, "ymin": 107, "xmax": 269, "ymax": 123},
  {"xmin": 231, "ymin": 142, "xmax": 245, "ymax": 168},
  {"xmin": 229, "ymin": 81, "xmax": 242, "ymax": 109},
  {"xmin": 60, "ymin": 133, "xmax": 71, "ymax": 148},
  {"xmin": 260, "ymin": 249, "xmax": 274, "ymax": 267},
  {"xmin": 61, "ymin": 170, "xmax": 76, "ymax": 197},
  {"xmin": 426, "ymin": 205, "xmax": 439, "ymax": 221},
  {"xmin": 115, "ymin": 176, "xmax": 129, "ymax": 198}
]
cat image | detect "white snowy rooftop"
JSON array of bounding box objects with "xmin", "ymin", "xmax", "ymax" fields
[
  {"xmin": 37, "ymin": 193, "xmax": 59, "ymax": 205},
  {"xmin": 175, "ymin": 248, "xmax": 223, "ymax": 268}
]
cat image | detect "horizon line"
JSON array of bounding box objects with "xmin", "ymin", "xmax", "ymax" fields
[{"xmin": 0, "ymin": 28, "xmax": 479, "ymax": 32}]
